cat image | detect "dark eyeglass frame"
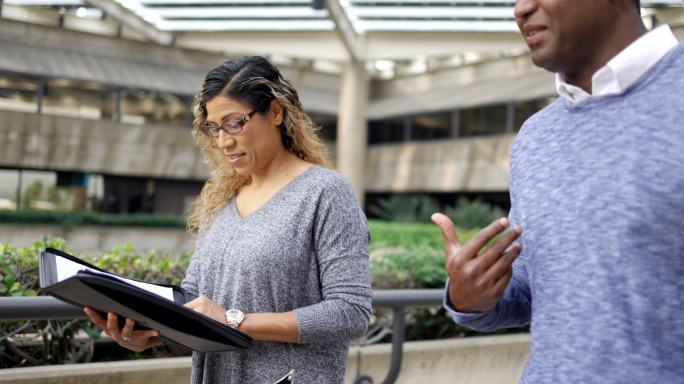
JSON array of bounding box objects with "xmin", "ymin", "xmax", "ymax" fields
[{"xmin": 201, "ymin": 109, "xmax": 257, "ymax": 137}]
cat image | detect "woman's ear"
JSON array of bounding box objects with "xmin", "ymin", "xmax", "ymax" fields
[{"xmin": 270, "ymin": 99, "xmax": 284, "ymax": 126}]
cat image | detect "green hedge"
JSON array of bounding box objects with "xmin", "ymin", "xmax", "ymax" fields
[
  {"xmin": 369, "ymin": 219, "xmax": 477, "ymax": 251},
  {"xmin": 0, "ymin": 210, "xmax": 187, "ymax": 229},
  {"xmin": 0, "ymin": 239, "xmax": 192, "ymax": 368}
]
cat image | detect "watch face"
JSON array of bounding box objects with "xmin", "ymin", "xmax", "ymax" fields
[{"xmin": 227, "ymin": 308, "xmax": 244, "ymax": 322}]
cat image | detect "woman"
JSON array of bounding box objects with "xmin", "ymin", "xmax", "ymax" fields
[{"xmin": 84, "ymin": 56, "xmax": 372, "ymax": 383}]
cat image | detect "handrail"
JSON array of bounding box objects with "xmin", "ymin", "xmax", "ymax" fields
[{"xmin": 0, "ymin": 289, "xmax": 445, "ymax": 384}]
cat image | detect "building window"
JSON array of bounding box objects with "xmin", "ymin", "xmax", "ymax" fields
[
  {"xmin": 0, "ymin": 72, "xmax": 39, "ymax": 113},
  {"xmin": 459, "ymin": 104, "xmax": 508, "ymax": 137},
  {"xmin": 42, "ymin": 79, "xmax": 113, "ymax": 120},
  {"xmin": 410, "ymin": 112, "xmax": 452, "ymax": 141},
  {"xmin": 368, "ymin": 117, "xmax": 407, "ymax": 145},
  {"xmin": 513, "ymin": 98, "xmax": 554, "ymax": 131},
  {"xmin": 309, "ymin": 113, "xmax": 337, "ymax": 143},
  {"xmin": 120, "ymin": 90, "xmax": 191, "ymax": 127}
]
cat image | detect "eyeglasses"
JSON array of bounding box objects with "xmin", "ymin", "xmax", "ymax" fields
[{"xmin": 201, "ymin": 110, "xmax": 257, "ymax": 137}]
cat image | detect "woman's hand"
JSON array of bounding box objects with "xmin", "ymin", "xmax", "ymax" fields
[
  {"xmin": 185, "ymin": 296, "xmax": 301, "ymax": 342},
  {"xmin": 184, "ymin": 295, "xmax": 228, "ymax": 325},
  {"xmin": 83, "ymin": 307, "xmax": 163, "ymax": 352}
]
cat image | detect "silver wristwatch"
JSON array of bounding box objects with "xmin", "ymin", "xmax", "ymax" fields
[{"xmin": 225, "ymin": 308, "xmax": 245, "ymax": 329}]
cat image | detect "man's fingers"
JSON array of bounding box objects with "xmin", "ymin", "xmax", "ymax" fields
[
  {"xmin": 460, "ymin": 217, "xmax": 510, "ymax": 258},
  {"xmin": 491, "ymin": 267, "xmax": 513, "ymax": 295},
  {"xmin": 482, "ymin": 243, "xmax": 523, "ymax": 284},
  {"xmin": 474, "ymin": 227, "xmax": 523, "ymax": 273},
  {"xmin": 431, "ymin": 212, "xmax": 461, "ymax": 252}
]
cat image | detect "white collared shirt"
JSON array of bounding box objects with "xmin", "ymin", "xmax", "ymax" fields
[{"xmin": 556, "ymin": 25, "xmax": 679, "ymax": 104}]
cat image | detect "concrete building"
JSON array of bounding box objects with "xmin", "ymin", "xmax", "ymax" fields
[{"xmin": 1, "ymin": 0, "xmax": 682, "ymax": 214}]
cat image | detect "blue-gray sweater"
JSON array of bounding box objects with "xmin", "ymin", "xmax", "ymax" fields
[{"xmin": 447, "ymin": 44, "xmax": 684, "ymax": 383}]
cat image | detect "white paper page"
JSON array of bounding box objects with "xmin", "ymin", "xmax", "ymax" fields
[{"xmin": 54, "ymin": 256, "xmax": 175, "ymax": 302}]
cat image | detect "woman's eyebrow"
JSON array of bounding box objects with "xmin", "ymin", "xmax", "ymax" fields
[{"xmin": 207, "ymin": 111, "xmax": 240, "ymax": 125}]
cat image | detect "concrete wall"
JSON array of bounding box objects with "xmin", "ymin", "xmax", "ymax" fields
[
  {"xmin": 1, "ymin": 109, "xmax": 514, "ymax": 194},
  {"xmin": 0, "ymin": 334, "xmax": 530, "ymax": 384},
  {"xmin": 366, "ymin": 134, "xmax": 515, "ymax": 192},
  {"xmin": 0, "ymin": 224, "xmax": 195, "ymax": 255},
  {"xmin": 0, "ymin": 109, "xmax": 209, "ymax": 181}
]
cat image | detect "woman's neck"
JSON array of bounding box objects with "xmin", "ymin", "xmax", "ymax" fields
[{"xmin": 248, "ymin": 148, "xmax": 307, "ymax": 191}]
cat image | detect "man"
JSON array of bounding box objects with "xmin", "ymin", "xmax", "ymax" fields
[{"xmin": 431, "ymin": 0, "xmax": 683, "ymax": 382}]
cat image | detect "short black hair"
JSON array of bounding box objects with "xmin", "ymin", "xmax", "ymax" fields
[{"xmin": 634, "ymin": 0, "xmax": 640, "ymax": 10}]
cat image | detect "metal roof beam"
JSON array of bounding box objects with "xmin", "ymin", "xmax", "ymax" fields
[
  {"xmin": 152, "ymin": 6, "xmax": 328, "ymax": 19},
  {"xmin": 84, "ymin": 0, "xmax": 173, "ymax": 44},
  {"xmin": 156, "ymin": 19, "xmax": 334, "ymax": 31},
  {"xmin": 325, "ymin": 0, "xmax": 365, "ymax": 61}
]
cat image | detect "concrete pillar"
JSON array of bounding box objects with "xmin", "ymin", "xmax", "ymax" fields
[{"xmin": 336, "ymin": 61, "xmax": 369, "ymax": 205}]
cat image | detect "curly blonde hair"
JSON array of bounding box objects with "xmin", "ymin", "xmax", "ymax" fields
[{"xmin": 187, "ymin": 56, "xmax": 332, "ymax": 233}]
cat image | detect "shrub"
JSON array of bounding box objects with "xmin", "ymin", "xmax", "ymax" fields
[
  {"xmin": 368, "ymin": 194, "xmax": 440, "ymax": 223},
  {"xmin": 444, "ymin": 197, "xmax": 505, "ymax": 230},
  {"xmin": 0, "ymin": 210, "xmax": 186, "ymax": 230},
  {"xmin": 0, "ymin": 239, "xmax": 191, "ymax": 368}
]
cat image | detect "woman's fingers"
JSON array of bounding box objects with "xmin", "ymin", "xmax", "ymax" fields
[
  {"xmin": 106, "ymin": 312, "xmax": 123, "ymax": 340},
  {"xmin": 144, "ymin": 336, "xmax": 164, "ymax": 349},
  {"xmin": 83, "ymin": 307, "xmax": 107, "ymax": 330},
  {"xmin": 121, "ymin": 318, "xmax": 135, "ymax": 341},
  {"xmin": 83, "ymin": 308, "xmax": 162, "ymax": 352}
]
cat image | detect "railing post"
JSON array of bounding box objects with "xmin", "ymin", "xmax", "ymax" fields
[
  {"xmin": 383, "ymin": 306, "xmax": 405, "ymax": 384},
  {"xmin": 353, "ymin": 306, "xmax": 406, "ymax": 384}
]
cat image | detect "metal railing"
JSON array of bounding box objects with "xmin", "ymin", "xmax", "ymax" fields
[{"xmin": 0, "ymin": 289, "xmax": 444, "ymax": 384}]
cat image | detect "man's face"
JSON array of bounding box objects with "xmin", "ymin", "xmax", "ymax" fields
[{"xmin": 514, "ymin": 0, "xmax": 616, "ymax": 75}]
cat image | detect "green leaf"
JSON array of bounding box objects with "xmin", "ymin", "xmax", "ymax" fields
[
  {"xmin": 80, "ymin": 321, "xmax": 102, "ymax": 340},
  {"xmin": 9, "ymin": 281, "xmax": 21, "ymax": 293}
]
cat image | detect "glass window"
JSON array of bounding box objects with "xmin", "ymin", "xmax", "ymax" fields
[
  {"xmin": 513, "ymin": 98, "xmax": 553, "ymax": 131},
  {"xmin": 410, "ymin": 112, "xmax": 452, "ymax": 141},
  {"xmin": 0, "ymin": 72, "xmax": 39, "ymax": 113},
  {"xmin": 368, "ymin": 118, "xmax": 407, "ymax": 145},
  {"xmin": 120, "ymin": 90, "xmax": 190, "ymax": 127},
  {"xmin": 41, "ymin": 79, "xmax": 113, "ymax": 120},
  {"xmin": 309, "ymin": 113, "xmax": 337, "ymax": 143},
  {"xmin": 459, "ymin": 104, "xmax": 507, "ymax": 137}
]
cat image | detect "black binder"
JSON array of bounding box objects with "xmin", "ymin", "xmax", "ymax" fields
[{"xmin": 39, "ymin": 247, "xmax": 252, "ymax": 353}]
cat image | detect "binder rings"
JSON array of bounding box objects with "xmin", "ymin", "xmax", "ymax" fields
[{"xmin": 39, "ymin": 247, "xmax": 252, "ymax": 353}]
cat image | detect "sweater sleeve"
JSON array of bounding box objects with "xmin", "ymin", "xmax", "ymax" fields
[
  {"xmin": 180, "ymin": 230, "xmax": 205, "ymax": 301},
  {"xmin": 443, "ymin": 191, "xmax": 532, "ymax": 332},
  {"xmin": 295, "ymin": 175, "xmax": 373, "ymax": 343}
]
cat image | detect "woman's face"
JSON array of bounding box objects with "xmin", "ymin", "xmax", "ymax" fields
[{"xmin": 204, "ymin": 95, "xmax": 284, "ymax": 177}]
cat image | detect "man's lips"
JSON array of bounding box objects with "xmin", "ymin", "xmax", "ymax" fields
[{"xmin": 522, "ymin": 25, "xmax": 547, "ymax": 46}]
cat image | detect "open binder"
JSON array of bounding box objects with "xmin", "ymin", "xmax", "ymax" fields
[{"xmin": 39, "ymin": 247, "xmax": 252, "ymax": 353}]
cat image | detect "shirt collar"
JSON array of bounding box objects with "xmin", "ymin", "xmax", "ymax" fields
[{"xmin": 555, "ymin": 25, "xmax": 679, "ymax": 104}]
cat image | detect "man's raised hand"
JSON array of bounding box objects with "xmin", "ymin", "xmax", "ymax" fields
[{"xmin": 431, "ymin": 213, "xmax": 523, "ymax": 313}]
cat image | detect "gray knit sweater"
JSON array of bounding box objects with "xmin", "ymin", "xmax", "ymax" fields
[{"xmin": 181, "ymin": 166, "xmax": 372, "ymax": 384}]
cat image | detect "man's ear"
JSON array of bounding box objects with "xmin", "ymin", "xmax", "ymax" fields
[{"xmin": 270, "ymin": 99, "xmax": 284, "ymax": 126}]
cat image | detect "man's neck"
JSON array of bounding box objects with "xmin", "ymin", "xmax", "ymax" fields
[{"xmin": 563, "ymin": 19, "xmax": 647, "ymax": 94}]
